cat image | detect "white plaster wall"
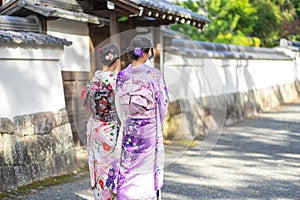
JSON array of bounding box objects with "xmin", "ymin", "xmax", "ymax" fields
[
  {"xmin": 0, "ymin": 46, "xmax": 65, "ymax": 120},
  {"xmin": 297, "ymin": 53, "xmax": 300, "ymax": 81},
  {"xmin": 47, "ymin": 19, "xmax": 90, "ymax": 72},
  {"xmin": 164, "ymin": 52, "xmax": 296, "ymax": 98},
  {"xmin": 275, "ymin": 47, "xmax": 300, "ymax": 81},
  {"xmin": 164, "ymin": 54, "xmax": 229, "ymax": 98},
  {"xmin": 245, "ymin": 60, "xmax": 295, "ymax": 90}
]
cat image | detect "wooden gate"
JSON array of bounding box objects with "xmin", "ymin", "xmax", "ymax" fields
[{"xmin": 62, "ymin": 71, "xmax": 90, "ymax": 147}]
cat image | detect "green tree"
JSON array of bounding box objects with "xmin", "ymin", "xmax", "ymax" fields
[
  {"xmin": 250, "ymin": 0, "xmax": 283, "ymax": 47},
  {"xmin": 291, "ymin": 0, "xmax": 300, "ymax": 18},
  {"xmin": 172, "ymin": 0, "xmax": 299, "ymax": 47},
  {"xmin": 279, "ymin": 0, "xmax": 300, "ymax": 41},
  {"xmin": 172, "ymin": 0, "xmax": 260, "ymax": 46},
  {"xmin": 250, "ymin": 0, "xmax": 300, "ymax": 44},
  {"xmin": 171, "ymin": 0, "xmax": 206, "ymax": 41}
]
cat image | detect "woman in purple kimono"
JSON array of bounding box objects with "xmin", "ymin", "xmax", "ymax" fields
[
  {"xmin": 82, "ymin": 43, "xmax": 120, "ymax": 200},
  {"xmin": 107, "ymin": 36, "xmax": 169, "ymax": 199}
]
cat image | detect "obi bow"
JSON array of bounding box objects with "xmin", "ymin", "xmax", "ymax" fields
[{"xmin": 118, "ymin": 81, "xmax": 155, "ymax": 115}]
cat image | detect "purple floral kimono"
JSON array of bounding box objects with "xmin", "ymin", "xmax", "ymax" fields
[{"xmin": 107, "ymin": 64, "xmax": 168, "ymax": 200}]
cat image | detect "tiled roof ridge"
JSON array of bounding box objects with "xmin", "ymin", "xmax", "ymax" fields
[{"xmin": 0, "ymin": 29, "xmax": 72, "ymax": 46}]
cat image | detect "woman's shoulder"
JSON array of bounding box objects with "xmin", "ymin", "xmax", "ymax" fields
[
  {"xmin": 91, "ymin": 70, "xmax": 102, "ymax": 81},
  {"xmin": 117, "ymin": 65, "xmax": 134, "ymax": 79},
  {"xmin": 145, "ymin": 66, "xmax": 163, "ymax": 80},
  {"xmin": 101, "ymin": 71, "xmax": 115, "ymax": 78},
  {"xmin": 142, "ymin": 64, "xmax": 160, "ymax": 72}
]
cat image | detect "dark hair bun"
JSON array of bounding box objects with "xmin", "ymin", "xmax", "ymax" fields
[
  {"xmin": 127, "ymin": 36, "xmax": 153, "ymax": 61},
  {"xmin": 98, "ymin": 44, "xmax": 120, "ymax": 67}
]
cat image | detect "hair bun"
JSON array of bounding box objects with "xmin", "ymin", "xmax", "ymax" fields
[
  {"xmin": 127, "ymin": 36, "xmax": 153, "ymax": 61},
  {"xmin": 98, "ymin": 44, "xmax": 120, "ymax": 67}
]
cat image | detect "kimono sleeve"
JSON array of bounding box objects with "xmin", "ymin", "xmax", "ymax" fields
[
  {"xmin": 115, "ymin": 72, "xmax": 126, "ymax": 121},
  {"xmin": 86, "ymin": 119, "xmax": 96, "ymax": 188},
  {"xmin": 155, "ymin": 72, "xmax": 169, "ymax": 124},
  {"xmin": 81, "ymin": 83, "xmax": 93, "ymax": 114}
]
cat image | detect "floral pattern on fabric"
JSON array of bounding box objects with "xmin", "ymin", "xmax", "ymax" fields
[
  {"xmin": 110, "ymin": 64, "xmax": 169, "ymax": 200},
  {"xmin": 82, "ymin": 71, "xmax": 117, "ymax": 122},
  {"xmin": 83, "ymin": 71, "xmax": 119, "ymax": 200}
]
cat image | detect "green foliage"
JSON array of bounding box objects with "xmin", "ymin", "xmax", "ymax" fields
[
  {"xmin": 118, "ymin": 16, "xmax": 128, "ymax": 22},
  {"xmin": 172, "ymin": 0, "xmax": 260, "ymax": 47},
  {"xmin": 171, "ymin": 0, "xmax": 299, "ymax": 47},
  {"xmin": 171, "ymin": 23, "xmax": 203, "ymax": 40},
  {"xmin": 291, "ymin": 0, "xmax": 300, "ymax": 18},
  {"xmin": 176, "ymin": 0, "xmax": 206, "ymax": 13},
  {"xmin": 215, "ymin": 31, "xmax": 261, "ymax": 46},
  {"xmin": 278, "ymin": 0, "xmax": 300, "ymax": 41},
  {"xmin": 288, "ymin": 34, "xmax": 300, "ymax": 41},
  {"xmin": 251, "ymin": 0, "xmax": 283, "ymax": 47},
  {"xmin": 0, "ymin": 169, "xmax": 88, "ymax": 199}
]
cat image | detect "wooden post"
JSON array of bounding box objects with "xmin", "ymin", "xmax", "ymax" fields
[
  {"xmin": 120, "ymin": 18, "xmax": 135, "ymax": 69},
  {"xmin": 89, "ymin": 32, "xmax": 96, "ymax": 80},
  {"xmin": 153, "ymin": 27, "xmax": 161, "ymax": 70},
  {"xmin": 109, "ymin": 10, "xmax": 119, "ymax": 46}
]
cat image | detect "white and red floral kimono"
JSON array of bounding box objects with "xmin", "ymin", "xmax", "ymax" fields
[
  {"xmin": 83, "ymin": 70, "xmax": 118, "ymax": 200},
  {"xmin": 106, "ymin": 64, "xmax": 169, "ymax": 200}
]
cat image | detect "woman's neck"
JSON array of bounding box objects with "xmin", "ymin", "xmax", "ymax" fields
[
  {"xmin": 102, "ymin": 66, "xmax": 114, "ymax": 72},
  {"xmin": 131, "ymin": 60, "xmax": 144, "ymax": 67}
]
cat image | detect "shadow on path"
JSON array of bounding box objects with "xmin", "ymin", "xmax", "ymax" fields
[{"xmin": 163, "ymin": 99, "xmax": 300, "ymax": 200}]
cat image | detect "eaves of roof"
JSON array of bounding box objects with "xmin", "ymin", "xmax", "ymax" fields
[
  {"xmin": 129, "ymin": 0, "xmax": 210, "ymax": 28},
  {"xmin": 0, "ymin": 15, "xmax": 40, "ymax": 32},
  {"xmin": 0, "ymin": 0, "xmax": 109, "ymax": 25}
]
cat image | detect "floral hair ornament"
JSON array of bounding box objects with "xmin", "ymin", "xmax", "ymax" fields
[
  {"xmin": 97, "ymin": 48, "xmax": 102, "ymax": 54},
  {"xmin": 105, "ymin": 52, "xmax": 114, "ymax": 61},
  {"xmin": 134, "ymin": 47, "xmax": 144, "ymax": 57}
]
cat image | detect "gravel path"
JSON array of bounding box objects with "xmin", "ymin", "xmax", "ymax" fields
[{"xmin": 16, "ymin": 100, "xmax": 300, "ymax": 200}]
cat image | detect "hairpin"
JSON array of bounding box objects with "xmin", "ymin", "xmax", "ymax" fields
[
  {"xmin": 134, "ymin": 47, "xmax": 144, "ymax": 57},
  {"xmin": 105, "ymin": 53, "xmax": 114, "ymax": 61}
]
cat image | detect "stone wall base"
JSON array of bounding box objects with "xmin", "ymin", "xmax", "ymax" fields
[{"xmin": 0, "ymin": 109, "xmax": 78, "ymax": 191}]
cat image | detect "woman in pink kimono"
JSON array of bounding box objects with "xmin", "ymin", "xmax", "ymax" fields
[
  {"xmin": 82, "ymin": 44, "xmax": 120, "ymax": 200},
  {"xmin": 107, "ymin": 36, "xmax": 169, "ymax": 200}
]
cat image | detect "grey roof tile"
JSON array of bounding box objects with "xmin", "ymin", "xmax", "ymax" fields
[
  {"xmin": 280, "ymin": 38, "xmax": 300, "ymax": 51},
  {"xmin": 0, "ymin": 30, "xmax": 72, "ymax": 46},
  {"xmin": 166, "ymin": 37, "xmax": 291, "ymax": 60},
  {"xmin": 130, "ymin": 0, "xmax": 210, "ymax": 23},
  {"xmin": 0, "ymin": 15, "xmax": 71, "ymax": 46}
]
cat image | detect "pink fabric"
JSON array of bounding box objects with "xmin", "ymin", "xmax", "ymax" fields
[{"xmin": 85, "ymin": 71, "xmax": 118, "ymax": 200}]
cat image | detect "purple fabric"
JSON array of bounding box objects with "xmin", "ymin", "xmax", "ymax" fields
[{"xmin": 110, "ymin": 64, "xmax": 168, "ymax": 199}]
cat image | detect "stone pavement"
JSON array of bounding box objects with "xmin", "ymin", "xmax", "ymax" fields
[{"xmin": 11, "ymin": 99, "xmax": 300, "ymax": 199}]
